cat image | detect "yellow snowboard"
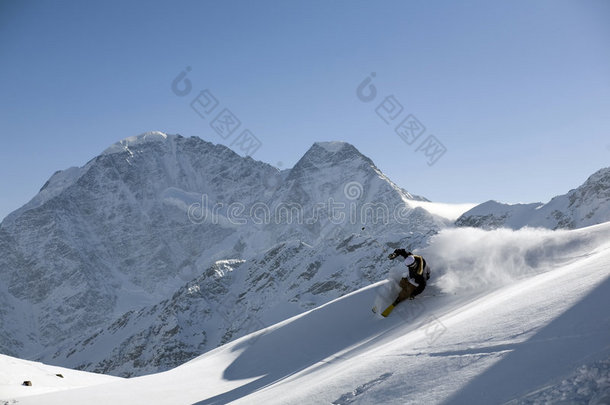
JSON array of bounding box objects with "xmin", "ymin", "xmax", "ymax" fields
[
  {"xmin": 381, "ymin": 304, "xmax": 395, "ymax": 317},
  {"xmin": 372, "ymin": 303, "xmax": 395, "ymax": 317}
]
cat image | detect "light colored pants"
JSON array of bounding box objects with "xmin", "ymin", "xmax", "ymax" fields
[{"xmin": 398, "ymin": 278, "xmax": 417, "ymax": 301}]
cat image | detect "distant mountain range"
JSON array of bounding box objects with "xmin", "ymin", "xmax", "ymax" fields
[
  {"xmin": 456, "ymin": 167, "xmax": 610, "ymax": 230},
  {"xmin": 0, "ymin": 132, "xmax": 448, "ymax": 376},
  {"xmin": 0, "ymin": 131, "xmax": 608, "ymax": 377}
]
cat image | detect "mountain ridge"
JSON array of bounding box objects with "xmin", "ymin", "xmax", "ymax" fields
[
  {"xmin": 0, "ymin": 132, "xmax": 446, "ymax": 376},
  {"xmin": 1, "ymin": 132, "xmax": 608, "ymax": 377},
  {"xmin": 456, "ymin": 167, "xmax": 610, "ymax": 230}
]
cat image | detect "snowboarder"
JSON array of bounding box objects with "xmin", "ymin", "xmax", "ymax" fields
[{"xmin": 378, "ymin": 249, "xmax": 430, "ymax": 317}]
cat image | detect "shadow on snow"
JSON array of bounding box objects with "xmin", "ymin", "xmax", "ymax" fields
[
  {"xmin": 194, "ymin": 283, "xmax": 415, "ymax": 405},
  {"xmin": 443, "ymin": 275, "xmax": 610, "ymax": 405}
]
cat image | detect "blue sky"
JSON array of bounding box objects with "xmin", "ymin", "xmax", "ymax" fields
[{"xmin": 1, "ymin": 0, "xmax": 609, "ymax": 220}]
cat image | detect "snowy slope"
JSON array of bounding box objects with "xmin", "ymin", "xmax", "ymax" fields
[
  {"xmin": 0, "ymin": 354, "xmax": 120, "ymax": 400},
  {"xmin": 456, "ymin": 167, "xmax": 610, "ymax": 230},
  {"xmin": 0, "ymin": 132, "xmax": 452, "ymax": 376},
  {"xmin": 5, "ymin": 222, "xmax": 609, "ymax": 405}
]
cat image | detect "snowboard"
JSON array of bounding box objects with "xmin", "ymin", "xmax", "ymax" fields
[
  {"xmin": 372, "ymin": 277, "xmax": 402, "ymax": 318},
  {"xmin": 372, "ymin": 303, "xmax": 396, "ymax": 317}
]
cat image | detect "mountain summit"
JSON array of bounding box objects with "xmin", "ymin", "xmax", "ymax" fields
[
  {"xmin": 0, "ymin": 132, "xmax": 445, "ymax": 376},
  {"xmin": 1, "ymin": 132, "xmax": 607, "ymax": 377},
  {"xmin": 102, "ymin": 131, "xmax": 169, "ymax": 155}
]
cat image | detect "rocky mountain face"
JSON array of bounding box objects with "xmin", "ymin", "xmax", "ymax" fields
[
  {"xmin": 0, "ymin": 132, "xmax": 448, "ymax": 376},
  {"xmin": 455, "ymin": 168, "xmax": 610, "ymax": 230},
  {"xmin": 3, "ymin": 132, "xmax": 606, "ymax": 377}
]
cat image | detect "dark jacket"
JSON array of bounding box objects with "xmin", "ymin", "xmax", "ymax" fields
[
  {"xmin": 390, "ymin": 248, "xmax": 429, "ymax": 298},
  {"xmin": 405, "ymin": 255, "xmax": 427, "ymax": 297}
]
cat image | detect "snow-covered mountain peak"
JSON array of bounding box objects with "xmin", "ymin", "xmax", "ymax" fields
[
  {"xmin": 102, "ymin": 131, "xmax": 170, "ymax": 155},
  {"xmin": 288, "ymin": 141, "xmax": 376, "ymax": 180},
  {"xmin": 456, "ymin": 167, "xmax": 610, "ymax": 230},
  {"xmin": 304, "ymin": 141, "xmax": 371, "ymax": 164},
  {"xmin": 314, "ymin": 141, "xmax": 351, "ymax": 153},
  {"xmin": 4, "ymin": 131, "xmax": 608, "ymax": 384},
  {"xmin": 572, "ymin": 167, "xmax": 610, "ymax": 203},
  {"xmin": 586, "ymin": 166, "xmax": 610, "ymax": 183}
]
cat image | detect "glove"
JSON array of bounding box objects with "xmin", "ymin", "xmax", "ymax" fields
[{"xmin": 388, "ymin": 252, "xmax": 398, "ymax": 260}]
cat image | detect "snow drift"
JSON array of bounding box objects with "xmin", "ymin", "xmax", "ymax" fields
[
  {"xmin": 421, "ymin": 224, "xmax": 609, "ymax": 293},
  {"xmin": 3, "ymin": 222, "xmax": 609, "ymax": 405}
]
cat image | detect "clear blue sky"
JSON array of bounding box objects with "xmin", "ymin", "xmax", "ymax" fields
[{"xmin": 1, "ymin": 0, "xmax": 609, "ymax": 220}]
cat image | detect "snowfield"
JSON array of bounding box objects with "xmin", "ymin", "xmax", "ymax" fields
[
  {"xmin": 2, "ymin": 222, "xmax": 609, "ymax": 405},
  {"xmin": 0, "ymin": 355, "xmax": 120, "ymax": 400},
  {"xmin": 2, "ymin": 133, "xmax": 607, "ymax": 381}
]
